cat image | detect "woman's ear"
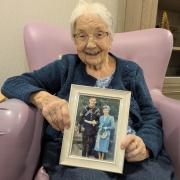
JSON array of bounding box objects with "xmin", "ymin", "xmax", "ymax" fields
[{"xmin": 108, "ymin": 34, "xmax": 113, "ymax": 50}]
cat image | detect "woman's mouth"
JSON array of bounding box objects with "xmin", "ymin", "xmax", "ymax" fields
[{"xmin": 84, "ymin": 50, "xmax": 101, "ymax": 56}]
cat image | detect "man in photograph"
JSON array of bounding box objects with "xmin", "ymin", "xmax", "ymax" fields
[{"xmin": 79, "ymin": 97, "xmax": 101, "ymax": 157}]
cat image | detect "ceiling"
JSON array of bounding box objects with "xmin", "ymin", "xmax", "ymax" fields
[{"xmin": 158, "ymin": 0, "xmax": 180, "ymax": 12}]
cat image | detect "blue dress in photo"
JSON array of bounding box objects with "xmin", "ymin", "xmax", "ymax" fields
[{"xmin": 94, "ymin": 115, "xmax": 115, "ymax": 153}]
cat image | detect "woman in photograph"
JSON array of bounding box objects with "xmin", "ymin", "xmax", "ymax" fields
[{"xmin": 94, "ymin": 105, "xmax": 115, "ymax": 160}]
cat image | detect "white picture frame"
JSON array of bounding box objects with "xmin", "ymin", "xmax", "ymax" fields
[{"xmin": 60, "ymin": 84, "xmax": 131, "ymax": 174}]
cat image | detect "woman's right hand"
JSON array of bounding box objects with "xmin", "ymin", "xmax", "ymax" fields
[{"xmin": 30, "ymin": 91, "xmax": 70, "ymax": 131}]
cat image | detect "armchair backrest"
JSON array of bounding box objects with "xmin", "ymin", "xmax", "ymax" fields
[{"xmin": 24, "ymin": 23, "xmax": 173, "ymax": 92}]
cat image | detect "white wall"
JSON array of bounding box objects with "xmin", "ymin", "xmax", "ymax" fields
[{"xmin": 0, "ymin": 0, "xmax": 122, "ymax": 87}]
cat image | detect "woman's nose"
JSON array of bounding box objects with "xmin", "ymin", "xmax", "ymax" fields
[{"xmin": 86, "ymin": 36, "xmax": 97, "ymax": 48}]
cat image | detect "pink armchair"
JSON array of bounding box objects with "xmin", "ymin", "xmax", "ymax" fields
[{"xmin": 0, "ymin": 23, "xmax": 180, "ymax": 180}]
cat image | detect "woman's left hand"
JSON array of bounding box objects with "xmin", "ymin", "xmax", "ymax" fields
[{"xmin": 121, "ymin": 134, "xmax": 149, "ymax": 162}]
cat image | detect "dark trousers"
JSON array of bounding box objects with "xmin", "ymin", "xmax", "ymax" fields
[
  {"xmin": 42, "ymin": 140, "xmax": 176, "ymax": 180},
  {"xmin": 47, "ymin": 157, "xmax": 176, "ymax": 180},
  {"xmin": 82, "ymin": 133, "xmax": 96, "ymax": 157},
  {"xmin": 41, "ymin": 124, "xmax": 176, "ymax": 180}
]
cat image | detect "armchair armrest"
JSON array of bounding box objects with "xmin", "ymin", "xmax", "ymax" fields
[
  {"xmin": 151, "ymin": 90, "xmax": 180, "ymax": 179},
  {"xmin": 0, "ymin": 99, "xmax": 44, "ymax": 180}
]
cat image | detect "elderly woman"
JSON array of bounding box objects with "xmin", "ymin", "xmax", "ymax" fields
[
  {"xmin": 1, "ymin": 1, "xmax": 175, "ymax": 180},
  {"xmin": 94, "ymin": 105, "xmax": 115, "ymax": 160}
]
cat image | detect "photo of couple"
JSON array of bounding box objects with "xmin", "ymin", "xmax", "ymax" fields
[{"xmin": 71, "ymin": 96, "xmax": 120, "ymax": 162}]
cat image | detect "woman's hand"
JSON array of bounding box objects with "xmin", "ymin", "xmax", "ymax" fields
[
  {"xmin": 121, "ymin": 134, "xmax": 149, "ymax": 162},
  {"xmin": 30, "ymin": 91, "xmax": 70, "ymax": 131}
]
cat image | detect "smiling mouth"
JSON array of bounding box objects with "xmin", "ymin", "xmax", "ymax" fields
[{"xmin": 84, "ymin": 51, "xmax": 101, "ymax": 56}]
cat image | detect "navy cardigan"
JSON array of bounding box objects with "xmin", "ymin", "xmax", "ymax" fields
[{"xmin": 1, "ymin": 54, "xmax": 163, "ymax": 158}]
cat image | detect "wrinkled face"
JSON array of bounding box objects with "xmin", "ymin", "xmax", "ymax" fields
[
  {"xmin": 89, "ymin": 97, "xmax": 96, "ymax": 108},
  {"xmin": 74, "ymin": 13, "xmax": 112, "ymax": 67}
]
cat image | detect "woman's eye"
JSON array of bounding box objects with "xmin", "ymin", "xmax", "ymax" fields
[
  {"xmin": 97, "ymin": 33, "xmax": 103, "ymax": 37},
  {"xmin": 79, "ymin": 34, "xmax": 86, "ymax": 38},
  {"xmin": 96, "ymin": 32, "xmax": 104, "ymax": 38}
]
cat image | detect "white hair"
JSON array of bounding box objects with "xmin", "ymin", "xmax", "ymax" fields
[
  {"xmin": 70, "ymin": 0, "xmax": 114, "ymax": 37},
  {"xmin": 103, "ymin": 105, "xmax": 110, "ymax": 111}
]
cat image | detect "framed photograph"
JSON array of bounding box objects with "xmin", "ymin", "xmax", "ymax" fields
[{"xmin": 60, "ymin": 84, "xmax": 131, "ymax": 174}]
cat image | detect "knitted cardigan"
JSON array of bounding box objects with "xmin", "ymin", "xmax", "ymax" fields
[{"xmin": 1, "ymin": 53, "xmax": 163, "ymax": 158}]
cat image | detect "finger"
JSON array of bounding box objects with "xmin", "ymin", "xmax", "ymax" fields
[
  {"xmin": 126, "ymin": 140, "xmax": 146, "ymax": 161},
  {"xmin": 48, "ymin": 102, "xmax": 65, "ymax": 131},
  {"xmin": 42, "ymin": 109, "xmax": 59, "ymax": 131},
  {"xmin": 61, "ymin": 103, "xmax": 71, "ymax": 129},
  {"xmin": 126, "ymin": 141, "xmax": 137, "ymax": 153},
  {"xmin": 49, "ymin": 110, "xmax": 62, "ymax": 130},
  {"xmin": 121, "ymin": 134, "xmax": 136, "ymax": 149},
  {"xmin": 126, "ymin": 148, "xmax": 145, "ymax": 162},
  {"xmin": 56, "ymin": 110, "xmax": 64, "ymax": 130},
  {"xmin": 126, "ymin": 146, "xmax": 140, "ymax": 159},
  {"xmin": 126, "ymin": 136, "xmax": 148, "ymax": 162},
  {"xmin": 42, "ymin": 105, "xmax": 60, "ymax": 130},
  {"xmin": 49, "ymin": 103, "xmax": 65, "ymax": 131}
]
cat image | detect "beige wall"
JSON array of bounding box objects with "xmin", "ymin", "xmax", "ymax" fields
[{"xmin": 0, "ymin": 0, "xmax": 121, "ymax": 87}]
